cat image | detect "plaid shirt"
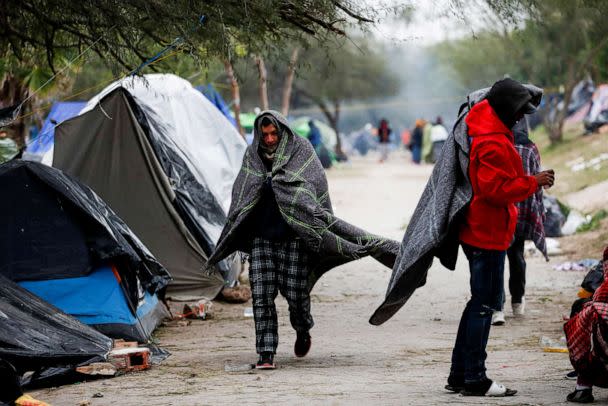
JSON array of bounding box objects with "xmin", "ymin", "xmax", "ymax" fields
[
  {"xmin": 514, "ymin": 142, "xmax": 548, "ymax": 260},
  {"xmin": 565, "ymin": 265, "xmax": 608, "ymax": 375}
]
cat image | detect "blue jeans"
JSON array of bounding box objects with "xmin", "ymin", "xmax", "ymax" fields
[
  {"xmin": 450, "ymin": 244, "xmax": 505, "ymax": 383},
  {"xmin": 411, "ymin": 145, "xmax": 421, "ymax": 163}
]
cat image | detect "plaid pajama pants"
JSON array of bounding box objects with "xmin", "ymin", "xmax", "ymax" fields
[{"xmin": 250, "ymin": 237, "xmax": 314, "ymax": 354}]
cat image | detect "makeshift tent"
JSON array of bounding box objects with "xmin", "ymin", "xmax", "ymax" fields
[
  {"xmin": 23, "ymin": 101, "xmax": 86, "ymax": 163},
  {"xmin": 0, "ymin": 274, "xmax": 112, "ymax": 374},
  {"xmin": 584, "ymin": 84, "xmax": 608, "ymax": 132},
  {"xmin": 52, "ymin": 73, "xmax": 247, "ymax": 299},
  {"xmin": 0, "ymin": 160, "xmax": 171, "ymax": 342},
  {"xmin": 196, "ymin": 84, "xmax": 237, "ymax": 128}
]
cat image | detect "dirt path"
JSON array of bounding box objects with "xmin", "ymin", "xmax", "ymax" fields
[{"xmin": 34, "ymin": 152, "xmax": 592, "ymax": 405}]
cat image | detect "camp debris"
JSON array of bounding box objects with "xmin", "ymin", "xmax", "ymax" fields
[{"xmin": 51, "ymin": 73, "xmax": 247, "ymax": 300}]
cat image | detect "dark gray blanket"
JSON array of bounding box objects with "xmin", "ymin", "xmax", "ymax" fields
[
  {"xmin": 208, "ymin": 110, "xmax": 399, "ymax": 289},
  {"xmin": 370, "ymin": 85, "xmax": 543, "ymax": 325}
]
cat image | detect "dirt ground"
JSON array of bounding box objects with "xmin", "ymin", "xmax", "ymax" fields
[{"xmin": 33, "ymin": 152, "xmax": 599, "ymax": 405}]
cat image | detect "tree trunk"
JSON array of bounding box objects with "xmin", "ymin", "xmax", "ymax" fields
[
  {"xmin": 281, "ymin": 48, "xmax": 299, "ymax": 116},
  {"xmin": 0, "ymin": 74, "xmax": 29, "ymax": 147},
  {"xmin": 223, "ymin": 60, "xmax": 244, "ymax": 137},
  {"xmin": 318, "ymin": 99, "xmax": 346, "ymax": 161},
  {"xmin": 546, "ymin": 66, "xmax": 576, "ymax": 144},
  {"xmin": 254, "ymin": 56, "xmax": 269, "ymax": 110}
]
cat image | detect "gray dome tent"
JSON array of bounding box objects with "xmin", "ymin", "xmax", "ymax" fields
[{"xmin": 52, "ymin": 74, "xmax": 247, "ymax": 299}]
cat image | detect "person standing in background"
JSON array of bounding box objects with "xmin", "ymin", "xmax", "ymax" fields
[
  {"xmin": 378, "ymin": 118, "xmax": 391, "ymax": 163},
  {"xmin": 409, "ymin": 119, "xmax": 424, "ymax": 164},
  {"xmin": 430, "ymin": 116, "xmax": 449, "ymax": 163}
]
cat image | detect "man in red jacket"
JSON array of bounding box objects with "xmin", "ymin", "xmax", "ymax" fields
[{"xmin": 447, "ymin": 78, "xmax": 555, "ymax": 397}]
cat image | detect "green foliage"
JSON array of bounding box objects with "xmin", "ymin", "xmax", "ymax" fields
[
  {"xmin": 0, "ymin": 1, "xmax": 380, "ymax": 73},
  {"xmin": 577, "ymin": 210, "xmax": 608, "ymax": 233}
]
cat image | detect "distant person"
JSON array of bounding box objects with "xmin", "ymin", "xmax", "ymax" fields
[
  {"xmin": 430, "ymin": 116, "xmax": 449, "ymax": 163},
  {"xmin": 377, "ymin": 118, "xmax": 391, "ymax": 163},
  {"xmin": 422, "ymin": 120, "xmax": 433, "ymax": 163},
  {"xmin": 401, "ymin": 128, "xmax": 411, "ymax": 149},
  {"xmin": 409, "ymin": 119, "xmax": 424, "ymax": 164},
  {"xmin": 564, "ymin": 247, "xmax": 608, "ymax": 403},
  {"xmin": 207, "ymin": 111, "xmax": 399, "ymax": 370},
  {"xmin": 491, "ymin": 118, "xmax": 549, "ymax": 326},
  {"xmin": 307, "ymin": 120, "xmax": 322, "ymax": 153}
]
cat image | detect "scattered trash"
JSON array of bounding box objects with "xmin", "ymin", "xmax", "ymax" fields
[
  {"xmin": 243, "ymin": 307, "xmax": 254, "ymax": 318},
  {"xmin": 539, "ymin": 336, "xmax": 568, "ymax": 353},
  {"xmin": 224, "ymin": 363, "xmax": 255, "ymax": 372},
  {"xmin": 545, "ymin": 238, "xmax": 563, "ymax": 256},
  {"xmin": 553, "ymin": 259, "xmax": 599, "ymax": 272},
  {"xmin": 181, "ymin": 300, "xmax": 213, "ymax": 320},
  {"xmin": 219, "ymin": 285, "xmax": 252, "ymax": 303},
  {"xmin": 562, "ymin": 211, "xmax": 587, "ymax": 236},
  {"xmin": 543, "ymin": 195, "xmax": 567, "ymax": 237},
  {"xmin": 567, "ymin": 153, "xmax": 608, "ymax": 173},
  {"xmin": 75, "ymin": 363, "xmax": 117, "ymax": 376}
]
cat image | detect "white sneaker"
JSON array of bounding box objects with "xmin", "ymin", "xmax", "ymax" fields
[
  {"xmin": 491, "ymin": 311, "xmax": 506, "ymax": 326},
  {"xmin": 512, "ymin": 298, "xmax": 525, "ymax": 317}
]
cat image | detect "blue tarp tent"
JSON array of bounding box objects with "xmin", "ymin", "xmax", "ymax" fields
[
  {"xmin": 24, "ymin": 101, "xmax": 86, "ymax": 161},
  {"xmin": 195, "ymin": 84, "xmax": 237, "ymax": 127},
  {"xmin": 20, "ymin": 266, "xmax": 163, "ymax": 340}
]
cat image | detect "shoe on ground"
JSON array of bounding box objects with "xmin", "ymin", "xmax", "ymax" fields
[
  {"xmin": 491, "ymin": 311, "xmax": 506, "ymax": 326},
  {"xmin": 294, "ymin": 331, "xmax": 312, "ymax": 358},
  {"xmin": 567, "ymin": 388, "xmax": 594, "ymax": 403},
  {"xmin": 565, "ymin": 370, "xmax": 578, "ymax": 380},
  {"xmin": 461, "ymin": 378, "xmax": 517, "ymax": 397},
  {"xmin": 512, "ymin": 298, "xmax": 525, "ymax": 317},
  {"xmin": 445, "ymin": 375, "xmax": 464, "ymax": 393},
  {"xmin": 255, "ymin": 352, "xmax": 276, "ymax": 370}
]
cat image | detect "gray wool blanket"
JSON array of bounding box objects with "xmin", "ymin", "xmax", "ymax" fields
[
  {"xmin": 370, "ymin": 85, "xmax": 543, "ymax": 325},
  {"xmin": 208, "ymin": 110, "xmax": 400, "ymax": 290}
]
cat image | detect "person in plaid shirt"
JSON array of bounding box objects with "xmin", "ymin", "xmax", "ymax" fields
[
  {"xmin": 564, "ymin": 247, "xmax": 608, "ymax": 403},
  {"xmin": 492, "ymin": 118, "xmax": 549, "ymax": 325}
]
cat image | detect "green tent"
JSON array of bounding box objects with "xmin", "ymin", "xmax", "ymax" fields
[
  {"xmin": 290, "ymin": 117, "xmax": 337, "ymax": 161},
  {"xmin": 237, "ymin": 112, "xmax": 257, "ymax": 133}
]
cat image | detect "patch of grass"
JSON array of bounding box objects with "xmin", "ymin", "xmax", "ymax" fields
[
  {"xmin": 530, "ymin": 125, "xmax": 608, "ymax": 199},
  {"xmin": 577, "ymin": 209, "xmax": 608, "ymax": 233}
]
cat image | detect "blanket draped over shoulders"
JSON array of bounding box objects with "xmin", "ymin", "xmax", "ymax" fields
[{"xmin": 208, "ymin": 110, "xmax": 400, "ymax": 290}]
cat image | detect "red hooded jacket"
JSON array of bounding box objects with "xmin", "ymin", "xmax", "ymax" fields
[{"xmin": 459, "ymin": 99, "xmax": 538, "ymax": 251}]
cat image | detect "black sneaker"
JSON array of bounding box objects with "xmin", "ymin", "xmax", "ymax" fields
[
  {"xmin": 445, "ymin": 375, "xmax": 465, "ymax": 393},
  {"xmin": 565, "ymin": 370, "xmax": 578, "ymax": 380},
  {"xmin": 294, "ymin": 331, "xmax": 311, "ymax": 358},
  {"xmin": 255, "ymin": 352, "xmax": 276, "ymax": 370},
  {"xmin": 567, "ymin": 388, "xmax": 594, "ymax": 403}
]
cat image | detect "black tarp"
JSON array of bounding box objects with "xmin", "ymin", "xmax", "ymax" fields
[
  {"xmin": 0, "ymin": 275, "xmax": 112, "ymax": 373},
  {"xmin": 0, "ymin": 160, "xmax": 171, "ymax": 300}
]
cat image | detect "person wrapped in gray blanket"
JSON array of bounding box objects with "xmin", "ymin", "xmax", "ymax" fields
[{"xmin": 208, "ymin": 110, "xmax": 399, "ymax": 369}]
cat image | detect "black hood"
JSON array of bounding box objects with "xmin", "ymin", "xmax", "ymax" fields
[{"xmin": 487, "ymin": 78, "xmax": 539, "ymax": 129}]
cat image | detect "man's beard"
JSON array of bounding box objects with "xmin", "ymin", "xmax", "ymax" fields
[{"xmin": 259, "ymin": 142, "xmax": 278, "ymax": 161}]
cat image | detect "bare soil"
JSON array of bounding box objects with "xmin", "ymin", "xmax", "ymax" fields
[{"xmin": 32, "ymin": 152, "xmax": 596, "ymax": 405}]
